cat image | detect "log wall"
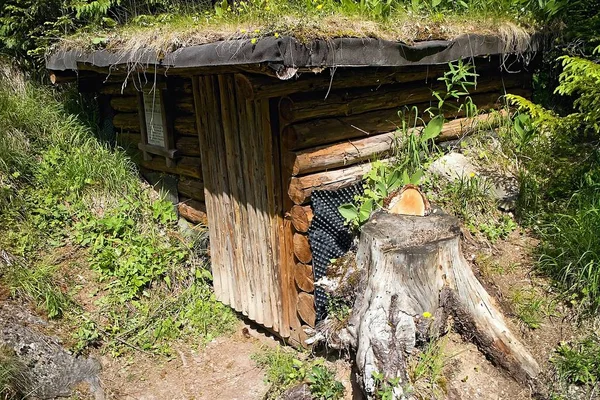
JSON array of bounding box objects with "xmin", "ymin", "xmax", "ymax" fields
[
  {"xmin": 261, "ymin": 56, "xmax": 534, "ymax": 343},
  {"xmin": 94, "ymin": 57, "xmax": 533, "ymax": 347},
  {"xmin": 101, "ymin": 76, "xmax": 207, "ymax": 225}
]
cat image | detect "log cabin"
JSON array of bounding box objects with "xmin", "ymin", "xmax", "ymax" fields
[{"xmin": 47, "ymin": 34, "xmax": 539, "ymax": 347}]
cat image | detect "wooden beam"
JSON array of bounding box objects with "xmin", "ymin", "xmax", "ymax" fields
[
  {"xmin": 282, "ymin": 88, "xmax": 529, "ymax": 151},
  {"xmin": 279, "ymin": 73, "xmax": 528, "ymax": 125},
  {"xmin": 177, "ymin": 176, "xmax": 205, "ymax": 201},
  {"xmin": 288, "ymin": 161, "xmax": 377, "ymax": 205},
  {"xmin": 288, "ymin": 112, "xmax": 507, "ymax": 176},
  {"xmin": 140, "ymin": 156, "xmax": 202, "ymax": 179},
  {"xmin": 178, "ymin": 198, "xmax": 208, "ymax": 225}
]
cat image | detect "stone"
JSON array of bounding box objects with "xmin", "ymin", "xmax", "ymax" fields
[{"xmin": 0, "ymin": 302, "xmax": 104, "ymax": 400}]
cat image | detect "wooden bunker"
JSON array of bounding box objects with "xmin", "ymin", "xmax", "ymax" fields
[{"xmin": 47, "ymin": 34, "xmax": 539, "ymax": 346}]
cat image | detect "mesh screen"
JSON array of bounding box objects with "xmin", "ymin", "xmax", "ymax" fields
[{"xmin": 308, "ymin": 183, "xmax": 363, "ymax": 321}]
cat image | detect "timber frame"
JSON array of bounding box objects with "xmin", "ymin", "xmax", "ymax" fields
[{"xmin": 47, "ymin": 34, "xmax": 540, "ymax": 346}]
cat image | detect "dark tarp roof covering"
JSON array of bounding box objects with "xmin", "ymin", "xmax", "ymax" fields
[{"xmin": 47, "ymin": 33, "xmax": 541, "ymax": 73}]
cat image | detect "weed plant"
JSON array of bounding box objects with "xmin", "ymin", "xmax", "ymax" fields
[
  {"xmin": 0, "ymin": 65, "xmax": 235, "ymax": 356},
  {"xmin": 0, "ymin": 346, "xmax": 28, "ymax": 400},
  {"xmin": 505, "ymin": 46, "xmax": 600, "ymax": 314},
  {"xmin": 252, "ymin": 347, "xmax": 344, "ymax": 400}
]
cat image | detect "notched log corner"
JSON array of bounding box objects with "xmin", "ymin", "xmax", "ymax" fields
[{"xmin": 313, "ymin": 210, "xmax": 540, "ymax": 399}]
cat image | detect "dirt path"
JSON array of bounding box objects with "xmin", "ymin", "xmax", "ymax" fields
[{"xmin": 98, "ymin": 323, "xmax": 273, "ymax": 400}]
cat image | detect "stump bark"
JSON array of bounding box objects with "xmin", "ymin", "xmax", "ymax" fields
[{"xmin": 340, "ymin": 211, "xmax": 540, "ymax": 398}]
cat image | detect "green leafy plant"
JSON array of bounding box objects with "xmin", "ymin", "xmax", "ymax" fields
[
  {"xmin": 338, "ymin": 60, "xmax": 479, "ymax": 229},
  {"xmin": 408, "ymin": 339, "xmax": 448, "ymax": 400},
  {"xmin": 552, "ymin": 335, "xmax": 600, "ymax": 385},
  {"xmin": 372, "ymin": 371, "xmax": 402, "ymax": 400},
  {"xmin": 308, "ymin": 364, "xmax": 344, "ymax": 400}
]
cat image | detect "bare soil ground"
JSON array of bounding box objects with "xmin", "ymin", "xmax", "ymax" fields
[{"xmin": 10, "ymin": 228, "xmax": 584, "ymax": 400}]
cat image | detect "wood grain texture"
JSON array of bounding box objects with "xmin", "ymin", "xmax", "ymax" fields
[
  {"xmin": 297, "ymin": 292, "xmax": 316, "ymax": 327},
  {"xmin": 140, "ymin": 156, "xmax": 202, "ymax": 179},
  {"xmin": 288, "ymin": 161, "xmax": 379, "ymax": 205},
  {"xmin": 178, "ymin": 199, "xmax": 208, "ymax": 225},
  {"xmin": 295, "ymin": 263, "xmax": 314, "ymax": 293},
  {"xmin": 112, "ymin": 112, "xmax": 197, "ymax": 137},
  {"xmin": 195, "ymin": 74, "xmax": 285, "ymax": 334},
  {"xmin": 293, "ymin": 233, "xmax": 312, "ymax": 264},
  {"xmin": 290, "ymin": 205, "xmax": 313, "ymax": 233},
  {"xmin": 282, "ymin": 89, "xmax": 528, "ymax": 150},
  {"xmin": 177, "ymin": 176, "xmax": 204, "ymax": 201},
  {"xmin": 234, "ymin": 64, "xmax": 451, "ymax": 100},
  {"xmin": 279, "ymin": 73, "xmax": 528, "ymax": 125},
  {"xmin": 343, "ymin": 212, "xmax": 540, "ymax": 394},
  {"xmin": 287, "ymin": 112, "xmax": 506, "ymax": 176}
]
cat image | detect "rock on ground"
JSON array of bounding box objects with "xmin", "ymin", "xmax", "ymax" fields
[{"xmin": 0, "ymin": 302, "xmax": 104, "ymax": 399}]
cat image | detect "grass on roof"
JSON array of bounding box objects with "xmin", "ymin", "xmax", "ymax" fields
[{"xmin": 54, "ymin": 0, "xmax": 538, "ymax": 57}]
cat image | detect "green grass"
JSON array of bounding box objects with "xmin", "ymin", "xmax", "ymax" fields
[
  {"xmin": 0, "ymin": 346, "xmax": 27, "ymax": 400},
  {"xmin": 536, "ymin": 191, "xmax": 600, "ymax": 314},
  {"xmin": 56, "ymin": 0, "xmax": 541, "ymax": 57},
  {"xmin": 407, "ymin": 339, "xmax": 448, "ymax": 400},
  {"xmin": 0, "ymin": 64, "xmax": 236, "ymax": 357},
  {"xmin": 552, "ymin": 334, "xmax": 600, "ymax": 386},
  {"xmin": 252, "ymin": 347, "xmax": 344, "ymax": 400}
]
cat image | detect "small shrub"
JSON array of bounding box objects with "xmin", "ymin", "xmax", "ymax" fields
[
  {"xmin": 552, "ymin": 335, "xmax": 600, "ymax": 385},
  {"xmin": 252, "ymin": 348, "xmax": 344, "ymax": 400},
  {"xmin": 308, "ymin": 364, "xmax": 344, "ymax": 400}
]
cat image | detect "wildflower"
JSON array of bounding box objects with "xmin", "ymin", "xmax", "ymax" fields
[
  {"xmin": 422, "ymin": 311, "xmax": 432, "ymax": 319},
  {"xmin": 469, "ymin": 172, "xmax": 476, "ymax": 178},
  {"xmin": 265, "ymin": 6, "xmax": 270, "ymax": 10},
  {"xmin": 240, "ymin": 29, "xmax": 247, "ymax": 33},
  {"xmin": 274, "ymin": 32, "xmax": 280, "ymax": 38},
  {"xmin": 316, "ymin": 3, "xmax": 323, "ymax": 9},
  {"xmin": 251, "ymin": 38, "xmax": 258, "ymax": 44},
  {"xmin": 254, "ymin": 29, "xmax": 260, "ymax": 33}
]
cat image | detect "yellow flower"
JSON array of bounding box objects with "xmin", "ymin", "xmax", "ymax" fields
[
  {"xmin": 240, "ymin": 29, "xmax": 247, "ymax": 33},
  {"xmin": 251, "ymin": 38, "xmax": 258, "ymax": 44},
  {"xmin": 316, "ymin": 3, "xmax": 323, "ymax": 9},
  {"xmin": 422, "ymin": 311, "xmax": 432, "ymax": 319},
  {"xmin": 469, "ymin": 172, "xmax": 476, "ymax": 178},
  {"xmin": 274, "ymin": 32, "xmax": 280, "ymax": 38},
  {"xmin": 265, "ymin": 6, "xmax": 270, "ymax": 10},
  {"xmin": 254, "ymin": 29, "xmax": 260, "ymax": 33}
]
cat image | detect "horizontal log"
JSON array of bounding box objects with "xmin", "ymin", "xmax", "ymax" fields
[
  {"xmin": 235, "ymin": 64, "xmax": 451, "ymax": 100},
  {"xmin": 113, "ymin": 113, "xmax": 140, "ymax": 131},
  {"xmin": 174, "ymin": 96, "xmax": 195, "ymax": 114},
  {"xmin": 112, "ymin": 113, "xmax": 197, "ymax": 136},
  {"xmin": 140, "ymin": 156, "xmax": 202, "ymax": 179},
  {"xmin": 178, "ymin": 198, "xmax": 208, "ymax": 225},
  {"xmin": 100, "ymin": 82, "xmax": 138, "ymax": 95},
  {"xmin": 288, "ymin": 161, "xmax": 378, "ymax": 205},
  {"xmin": 293, "ymin": 233, "xmax": 312, "ymax": 264},
  {"xmin": 173, "ymin": 115, "xmax": 197, "ymax": 136},
  {"xmin": 280, "ymin": 73, "xmax": 528, "ymax": 125},
  {"xmin": 295, "ymin": 263, "xmax": 315, "ymax": 293},
  {"xmin": 290, "ymin": 205, "xmax": 314, "ymax": 233},
  {"xmin": 175, "ymin": 136, "xmax": 201, "ymax": 157},
  {"xmin": 177, "ymin": 176, "xmax": 205, "ymax": 201},
  {"xmin": 288, "ymin": 112, "xmax": 507, "ymax": 176},
  {"xmin": 297, "ymin": 292, "xmax": 316, "ymax": 327},
  {"xmin": 282, "ymin": 88, "xmax": 530, "ymax": 150},
  {"xmin": 110, "ymin": 96, "xmax": 138, "ymax": 112}
]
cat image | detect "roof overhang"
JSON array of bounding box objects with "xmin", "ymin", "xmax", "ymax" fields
[{"xmin": 47, "ymin": 33, "xmax": 542, "ymax": 77}]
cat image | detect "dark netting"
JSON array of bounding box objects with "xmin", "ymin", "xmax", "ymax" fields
[{"xmin": 308, "ymin": 183, "xmax": 363, "ymax": 321}]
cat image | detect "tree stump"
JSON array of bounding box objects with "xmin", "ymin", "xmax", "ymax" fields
[{"xmin": 340, "ymin": 211, "xmax": 540, "ymax": 398}]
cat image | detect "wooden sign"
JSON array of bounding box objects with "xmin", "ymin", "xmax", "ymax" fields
[{"xmin": 142, "ymin": 90, "xmax": 166, "ymax": 147}]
